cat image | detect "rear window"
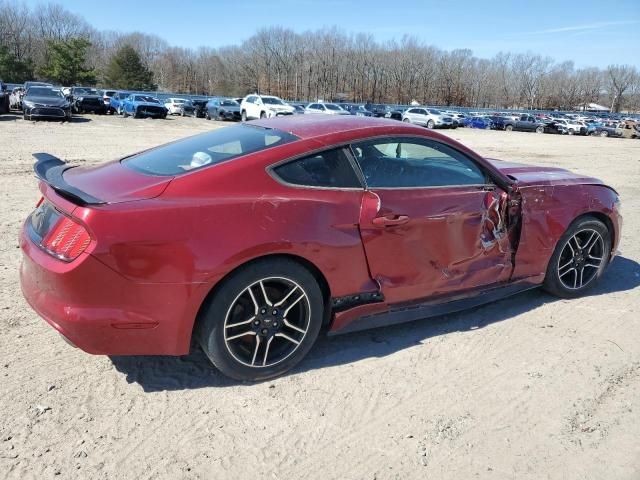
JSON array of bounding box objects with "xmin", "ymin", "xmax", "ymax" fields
[
  {"xmin": 273, "ymin": 148, "xmax": 361, "ymax": 188},
  {"xmin": 124, "ymin": 125, "xmax": 298, "ymax": 176}
]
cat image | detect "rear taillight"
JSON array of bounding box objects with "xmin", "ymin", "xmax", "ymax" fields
[{"xmin": 41, "ymin": 215, "xmax": 91, "ymax": 262}]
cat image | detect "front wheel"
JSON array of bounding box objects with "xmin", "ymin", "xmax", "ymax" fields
[
  {"xmin": 535, "ymin": 126, "xmax": 544, "ymax": 134},
  {"xmin": 505, "ymin": 125, "xmax": 514, "ymax": 131},
  {"xmin": 241, "ymin": 110, "xmax": 247, "ymax": 122},
  {"xmin": 197, "ymin": 258, "xmax": 324, "ymax": 381},
  {"xmin": 600, "ymin": 131, "xmax": 609, "ymax": 137},
  {"xmin": 543, "ymin": 216, "xmax": 611, "ymax": 299},
  {"xmin": 426, "ymin": 119, "xmax": 435, "ymax": 129},
  {"xmin": 260, "ymin": 111, "xmax": 266, "ymax": 119},
  {"xmin": 402, "ymin": 118, "xmax": 411, "ymax": 123}
]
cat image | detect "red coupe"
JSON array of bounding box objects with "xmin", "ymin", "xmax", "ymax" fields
[{"xmin": 20, "ymin": 116, "xmax": 622, "ymax": 380}]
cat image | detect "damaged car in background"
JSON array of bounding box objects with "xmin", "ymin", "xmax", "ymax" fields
[
  {"xmin": 122, "ymin": 94, "xmax": 168, "ymax": 119},
  {"xmin": 19, "ymin": 116, "xmax": 621, "ymax": 381},
  {"xmin": 68, "ymin": 87, "xmax": 106, "ymax": 114}
]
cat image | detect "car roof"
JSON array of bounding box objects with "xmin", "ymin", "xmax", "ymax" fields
[{"xmin": 251, "ymin": 115, "xmax": 426, "ymax": 140}]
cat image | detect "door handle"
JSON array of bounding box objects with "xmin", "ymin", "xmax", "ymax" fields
[{"xmin": 372, "ymin": 215, "xmax": 410, "ymax": 227}]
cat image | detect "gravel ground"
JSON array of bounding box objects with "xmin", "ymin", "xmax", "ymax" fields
[{"xmin": 1, "ymin": 113, "xmax": 639, "ymax": 480}]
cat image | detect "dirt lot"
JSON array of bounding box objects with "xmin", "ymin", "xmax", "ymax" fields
[{"xmin": 1, "ymin": 114, "xmax": 639, "ymax": 480}]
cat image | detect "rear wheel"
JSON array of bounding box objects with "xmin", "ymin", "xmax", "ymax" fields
[
  {"xmin": 535, "ymin": 126, "xmax": 544, "ymax": 133},
  {"xmin": 260, "ymin": 111, "xmax": 266, "ymax": 119},
  {"xmin": 505, "ymin": 124, "xmax": 514, "ymax": 131},
  {"xmin": 197, "ymin": 258, "xmax": 324, "ymax": 381},
  {"xmin": 600, "ymin": 130, "xmax": 609, "ymax": 137},
  {"xmin": 543, "ymin": 216, "xmax": 611, "ymax": 298}
]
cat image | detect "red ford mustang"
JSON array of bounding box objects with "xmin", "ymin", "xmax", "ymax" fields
[{"xmin": 20, "ymin": 116, "xmax": 622, "ymax": 380}]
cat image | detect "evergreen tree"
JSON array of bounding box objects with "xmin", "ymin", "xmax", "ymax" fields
[
  {"xmin": 105, "ymin": 45, "xmax": 156, "ymax": 90},
  {"xmin": 0, "ymin": 46, "xmax": 34, "ymax": 82},
  {"xmin": 38, "ymin": 38, "xmax": 96, "ymax": 85}
]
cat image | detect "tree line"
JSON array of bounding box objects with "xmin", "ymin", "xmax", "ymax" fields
[{"xmin": 1, "ymin": 1, "xmax": 639, "ymax": 112}]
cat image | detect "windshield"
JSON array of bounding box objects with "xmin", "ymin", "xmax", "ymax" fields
[
  {"xmin": 27, "ymin": 87, "xmax": 63, "ymax": 98},
  {"xmin": 124, "ymin": 125, "xmax": 298, "ymax": 176},
  {"xmin": 325, "ymin": 104, "xmax": 343, "ymax": 111},
  {"xmin": 221, "ymin": 100, "xmax": 239, "ymax": 106},
  {"xmin": 262, "ymin": 97, "xmax": 284, "ymax": 105},
  {"xmin": 172, "ymin": 99, "xmax": 186, "ymax": 104},
  {"xmin": 428, "ymin": 109, "xmax": 442, "ymax": 114},
  {"xmin": 134, "ymin": 95, "xmax": 159, "ymax": 103}
]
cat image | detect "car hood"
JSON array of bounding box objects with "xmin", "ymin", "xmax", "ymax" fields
[
  {"xmin": 485, "ymin": 158, "xmax": 605, "ymax": 188},
  {"xmin": 24, "ymin": 95, "xmax": 68, "ymax": 107},
  {"xmin": 63, "ymin": 160, "xmax": 172, "ymax": 204}
]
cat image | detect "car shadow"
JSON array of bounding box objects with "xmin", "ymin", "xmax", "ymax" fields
[
  {"xmin": 0, "ymin": 114, "xmax": 18, "ymax": 121},
  {"xmin": 109, "ymin": 255, "xmax": 640, "ymax": 392}
]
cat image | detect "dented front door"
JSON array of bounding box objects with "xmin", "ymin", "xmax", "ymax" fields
[{"xmin": 359, "ymin": 186, "xmax": 514, "ymax": 305}]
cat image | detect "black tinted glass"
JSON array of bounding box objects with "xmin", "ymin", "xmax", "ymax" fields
[{"xmin": 274, "ymin": 149, "xmax": 361, "ymax": 188}]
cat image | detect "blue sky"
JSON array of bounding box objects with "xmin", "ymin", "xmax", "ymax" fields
[{"xmin": 27, "ymin": 0, "xmax": 640, "ymax": 67}]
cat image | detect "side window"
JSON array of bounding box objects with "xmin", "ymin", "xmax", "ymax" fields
[
  {"xmin": 273, "ymin": 148, "xmax": 361, "ymax": 189},
  {"xmin": 351, "ymin": 138, "xmax": 486, "ymax": 188}
]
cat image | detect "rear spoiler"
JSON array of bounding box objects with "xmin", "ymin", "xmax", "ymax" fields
[{"xmin": 33, "ymin": 153, "xmax": 105, "ymax": 205}]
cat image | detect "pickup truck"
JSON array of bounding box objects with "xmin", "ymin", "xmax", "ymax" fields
[{"xmin": 493, "ymin": 114, "xmax": 546, "ymax": 133}]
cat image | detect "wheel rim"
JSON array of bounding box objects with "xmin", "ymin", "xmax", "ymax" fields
[
  {"xmin": 557, "ymin": 228, "xmax": 605, "ymax": 290},
  {"xmin": 224, "ymin": 277, "xmax": 311, "ymax": 368}
]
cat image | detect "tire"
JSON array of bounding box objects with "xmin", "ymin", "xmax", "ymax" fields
[
  {"xmin": 568, "ymin": 129, "xmax": 574, "ymax": 135},
  {"xmin": 535, "ymin": 126, "xmax": 544, "ymax": 134},
  {"xmin": 123, "ymin": 109, "xmax": 129, "ymax": 118},
  {"xmin": 426, "ymin": 119, "xmax": 435, "ymax": 129},
  {"xmin": 505, "ymin": 124, "xmax": 514, "ymax": 132},
  {"xmin": 206, "ymin": 112, "xmax": 210, "ymax": 120},
  {"xmin": 215, "ymin": 110, "xmax": 222, "ymax": 121},
  {"xmin": 23, "ymin": 112, "xmax": 29, "ymax": 121},
  {"xmin": 402, "ymin": 118, "xmax": 411, "ymax": 123},
  {"xmin": 241, "ymin": 110, "xmax": 247, "ymax": 122},
  {"xmin": 600, "ymin": 131, "xmax": 608, "ymax": 137},
  {"xmin": 542, "ymin": 216, "xmax": 611, "ymax": 299},
  {"xmin": 260, "ymin": 111, "xmax": 266, "ymax": 119},
  {"xmin": 196, "ymin": 258, "xmax": 324, "ymax": 381}
]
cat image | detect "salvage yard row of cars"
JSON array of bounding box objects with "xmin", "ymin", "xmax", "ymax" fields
[{"xmin": 2, "ymin": 80, "xmax": 639, "ymax": 139}]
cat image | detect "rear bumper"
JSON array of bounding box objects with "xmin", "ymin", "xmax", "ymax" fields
[{"xmin": 19, "ymin": 227, "xmax": 201, "ymax": 356}]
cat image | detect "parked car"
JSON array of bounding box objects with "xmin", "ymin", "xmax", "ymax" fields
[
  {"xmin": 22, "ymin": 86, "xmax": 71, "ymax": 121},
  {"xmin": 20, "ymin": 116, "xmax": 621, "ymax": 381},
  {"xmin": 385, "ymin": 107, "xmax": 407, "ymax": 121},
  {"xmin": 341, "ymin": 103, "xmax": 373, "ymax": 117},
  {"xmin": 0, "ymin": 80, "xmax": 9, "ymax": 114},
  {"xmin": 192, "ymin": 99, "xmax": 208, "ymax": 118},
  {"xmin": 463, "ymin": 116, "xmax": 493, "ymax": 129},
  {"xmin": 590, "ymin": 125, "xmax": 623, "ymax": 138},
  {"xmin": 493, "ymin": 114, "xmax": 546, "ymax": 133},
  {"xmin": 289, "ymin": 103, "xmax": 307, "ymax": 114},
  {"xmin": 109, "ymin": 91, "xmax": 131, "ymax": 115},
  {"xmin": 365, "ymin": 103, "xmax": 392, "ymax": 117},
  {"xmin": 401, "ymin": 107, "xmax": 455, "ymax": 129},
  {"xmin": 240, "ymin": 94, "xmax": 295, "ymax": 121},
  {"xmin": 304, "ymin": 102, "xmax": 350, "ymax": 115},
  {"xmin": 122, "ymin": 94, "xmax": 167, "ymax": 119},
  {"xmin": 101, "ymin": 89, "xmax": 118, "ymax": 113},
  {"xmin": 9, "ymin": 86, "xmax": 25, "ymax": 110},
  {"xmin": 206, "ymin": 97, "xmax": 241, "ymax": 121},
  {"xmin": 165, "ymin": 98, "xmax": 195, "ymax": 116},
  {"xmin": 69, "ymin": 87, "xmax": 106, "ymax": 114}
]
